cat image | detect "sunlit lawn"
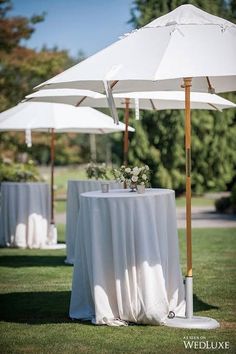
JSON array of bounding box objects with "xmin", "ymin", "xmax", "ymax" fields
[
  {"xmin": 0, "ymin": 227, "xmax": 235, "ymax": 354},
  {"xmin": 40, "ymin": 166, "xmax": 87, "ymax": 197},
  {"xmin": 175, "ymin": 196, "xmax": 214, "ymax": 208}
]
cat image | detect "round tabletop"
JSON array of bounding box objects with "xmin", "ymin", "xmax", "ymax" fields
[{"xmin": 81, "ymin": 188, "xmax": 174, "ymax": 199}]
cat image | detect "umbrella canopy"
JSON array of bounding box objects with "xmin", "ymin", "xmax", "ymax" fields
[
  {"xmin": 26, "ymin": 89, "xmax": 236, "ymax": 111},
  {"xmin": 32, "ymin": 4, "xmax": 236, "ymax": 328},
  {"xmin": 0, "ymin": 102, "xmax": 134, "ymax": 226},
  {"xmin": 35, "ymin": 5, "xmax": 236, "ymax": 94},
  {"xmin": 0, "ymin": 102, "xmax": 134, "ymax": 133}
]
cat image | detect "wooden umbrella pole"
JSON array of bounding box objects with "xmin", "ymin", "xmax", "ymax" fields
[
  {"xmin": 123, "ymin": 98, "xmax": 130, "ymax": 166},
  {"xmin": 50, "ymin": 128, "xmax": 55, "ymax": 225},
  {"xmin": 184, "ymin": 77, "xmax": 193, "ymax": 278}
]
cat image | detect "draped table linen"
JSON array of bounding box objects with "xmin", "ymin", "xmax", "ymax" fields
[
  {"xmin": 65, "ymin": 179, "xmax": 122, "ymax": 264},
  {"xmin": 70, "ymin": 188, "xmax": 185, "ymax": 325},
  {"xmin": 0, "ymin": 182, "xmax": 50, "ymax": 248}
]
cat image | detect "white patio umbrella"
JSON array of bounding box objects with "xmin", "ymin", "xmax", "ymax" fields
[
  {"xmin": 26, "ymin": 89, "xmax": 236, "ymax": 165},
  {"xmin": 0, "ymin": 102, "xmax": 134, "ymax": 236},
  {"xmin": 35, "ymin": 5, "xmax": 236, "ymax": 95},
  {"xmin": 33, "ymin": 5, "xmax": 236, "ymax": 329}
]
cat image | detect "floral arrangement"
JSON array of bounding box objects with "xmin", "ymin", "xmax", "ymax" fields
[
  {"xmin": 86, "ymin": 162, "xmax": 109, "ymax": 180},
  {"xmin": 113, "ymin": 165, "xmax": 150, "ymax": 188}
]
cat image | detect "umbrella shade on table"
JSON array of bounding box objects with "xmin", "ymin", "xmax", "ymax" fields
[{"xmin": 0, "ymin": 102, "xmax": 135, "ymax": 226}]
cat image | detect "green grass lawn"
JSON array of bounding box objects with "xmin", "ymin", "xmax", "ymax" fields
[
  {"xmin": 40, "ymin": 166, "xmax": 87, "ymax": 197},
  {"xmin": 175, "ymin": 196, "xmax": 214, "ymax": 208},
  {"xmin": 0, "ymin": 227, "xmax": 235, "ymax": 353}
]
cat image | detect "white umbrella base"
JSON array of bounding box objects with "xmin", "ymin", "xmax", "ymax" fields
[
  {"xmin": 64, "ymin": 258, "xmax": 74, "ymax": 265},
  {"xmin": 165, "ymin": 316, "xmax": 220, "ymax": 329},
  {"xmin": 48, "ymin": 223, "xmax": 58, "ymax": 245},
  {"xmin": 42, "ymin": 243, "xmax": 66, "ymax": 250}
]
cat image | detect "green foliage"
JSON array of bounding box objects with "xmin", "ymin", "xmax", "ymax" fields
[
  {"xmin": 0, "ymin": 0, "xmax": 83, "ymax": 165},
  {"xmin": 86, "ymin": 162, "xmax": 110, "ymax": 180},
  {"xmin": 0, "ymin": 0, "xmax": 45, "ymax": 53},
  {"xmin": 128, "ymin": 110, "xmax": 186, "ymax": 192},
  {"xmin": 126, "ymin": 1, "xmax": 236, "ymax": 194},
  {"xmin": 0, "ymin": 0, "xmax": 74, "ymax": 112},
  {"xmin": 0, "ymin": 160, "xmax": 43, "ymax": 182}
]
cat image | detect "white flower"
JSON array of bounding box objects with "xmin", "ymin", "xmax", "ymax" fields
[
  {"xmin": 133, "ymin": 167, "xmax": 140, "ymax": 176},
  {"xmin": 142, "ymin": 174, "xmax": 147, "ymax": 180},
  {"xmin": 125, "ymin": 167, "xmax": 131, "ymax": 173},
  {"xmin": 145, "ymin": 165, "xmax": 149, "ymax": 170},
  {"xmin": 131, "ymin": 175, "xmax": 138, "ymax": 182}
]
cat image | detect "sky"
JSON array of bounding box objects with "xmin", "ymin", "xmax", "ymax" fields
[{"xmin": 10, "ymin": 0, "xmax": 135, "ymax": 58}]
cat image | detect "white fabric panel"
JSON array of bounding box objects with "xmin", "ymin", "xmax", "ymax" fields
[
  {"xmin": 70, "ymin": 188, "xmax": 185, "ymax": 325},
  {"xmin": 65, "ymin": 180, "xmax": 122, "ymax": 264},
  {"xmin": 0, "ymin": 182, "xmax": 50, "ymax": 248}
]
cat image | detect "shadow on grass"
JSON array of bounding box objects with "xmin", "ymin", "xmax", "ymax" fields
[
  {"xmin": 0, "ymin": 255, "xmax": 69, "ymax": 267},
  {"xmin": 0, "ymin": 291, "xmax": 72, "ymax": 324},
  {"xmin": 193, "ymin": 293, "xmax": 219, "ymax": 311},
  {"xmin": 0, "ymin": 291, "xmax": 219, "ymax": 325}
]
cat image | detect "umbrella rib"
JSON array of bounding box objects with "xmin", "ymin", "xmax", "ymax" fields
[
  {"xmin": 111, "ymin": 80, "xmax": 119, "ymax": 89},
  {"xmin": 75, "ymin": 82, "xmax": 118, "ymax": 106},
  {"xmin": 150, "ymin": 99, "xmax": 156, "ymax": 110},
  {"xmin": 76, "ymin": 96, "xmax": 87, "ymax": 107},
  {"xmin": 206, "ymin": 76, "xmax": 215, "ymax": 94},
  {"xmin": 208, "ymin": 103, "xmax": 221, "ymax": 111}
]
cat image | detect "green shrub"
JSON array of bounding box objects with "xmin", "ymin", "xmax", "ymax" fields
[
  {"xmin": 0, "ymin": 161, "xmax": 43, "ymax": 183},
  {"xmin": 230, "ymin": 184, "xmax": 236, "ymax": 213},
  {"xmin": 85, "ymin": 162, "xmax": 110, "ymax": 180},
  {"xmin": 215, "ymin": 197, "xmax": 231, "ymax": 213},
  {"xmin": 215, "ymin": 184, "xmax": 236, "ymax": 214}
]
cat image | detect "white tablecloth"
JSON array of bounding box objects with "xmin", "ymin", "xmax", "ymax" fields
[
  {"xmin": 0, "ymin": 182, "xmax": 50, "ymax": 248},
  {"xmin": 70, "ymin": 188, "xmax": 185, "ymax": 326},
  {"xmin": 65, "ymin": 179, "xmax": 122, "ymax": 264}
]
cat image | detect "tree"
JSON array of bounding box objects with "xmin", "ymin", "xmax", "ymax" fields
[
  {"xmin": 127, "ymin": 0, "xmax": 236, "ymax": 193},
  {"xmin": 0, "ymin": 0, "xmax": 86, "ymax": 165},
  {"xmin": 0, "ymin": 0, "xmax": 75, "ymax": 111}
]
